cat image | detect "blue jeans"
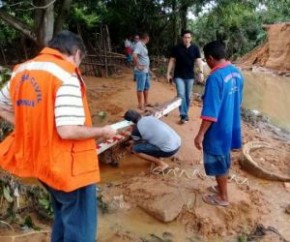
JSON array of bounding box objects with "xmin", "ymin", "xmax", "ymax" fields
[
  {"xmin": 43, "ymin": 183, "xmax": 97, "ymax": 242},
  {"xmin": 133, "ymin": 142, "xmax": 180, "ymax": 158},
  {"xmin": 135, "ymin": 70, "xmax": 150, "ymax": 91},
  {"xmin": 175, "ymin": 78, "xmax": 194, "ymax": 119}
]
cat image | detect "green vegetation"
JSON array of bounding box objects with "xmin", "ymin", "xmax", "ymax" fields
[
  {"xmin": 0, "ymin": 0, "xmax": 289, "ymax": 61},
  {"xmin": 190, "ymin": 0, "xmax": 290, "ymax": 59}
]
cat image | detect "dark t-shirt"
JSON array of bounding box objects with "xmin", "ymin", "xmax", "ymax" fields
[{"xmin": 170, "ymin": 43, "xmax": 201, "ymax": 79}]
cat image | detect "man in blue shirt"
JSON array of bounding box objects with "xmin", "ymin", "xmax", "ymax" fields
[{"xmin": 194, "ymin": 41, "xmax": 243, "ymax": 207}]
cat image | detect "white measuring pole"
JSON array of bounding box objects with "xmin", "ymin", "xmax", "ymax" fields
[{"xmin": 97, "ymin": 97, "xmax": 181, "ymax": 154}]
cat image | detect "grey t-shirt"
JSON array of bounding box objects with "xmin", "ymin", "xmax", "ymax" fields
[
  {"xmin": 136, "ymin": 116, "xmax": 181, "ymax": 152},
  {"xmin": 133, "ymin": 41, "xmax": 150, "ymax": 73}
]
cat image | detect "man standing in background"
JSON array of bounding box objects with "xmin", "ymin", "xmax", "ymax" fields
[
  {"xmin": 167, "ymin": 30, "xmax": 204, "ymax": 124},
  {"xmin": 124, "ymin": 35, "xmax": 133, "ymax": 64},
  {"xmin": 194, "ymin": 41, "xmax": 243, "ymax": 207},
  {"xmin": 133, "ymin": 33, "xmax": 151, "ymax": 110}
]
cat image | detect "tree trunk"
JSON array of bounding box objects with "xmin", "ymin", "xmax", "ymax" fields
[
  {"xmin": 0, "ymin": 44, "xmax": 7, "ymax": 65},
  {"xmin": 21, "ymin": 35, "xmax": 28, "ymax": 60},
  {"xmin": 105, "ymin": 25, "xmax": 112, "ymax": 53},
  {"xmin": 54, "ymin": 0, "xmax": 73, "ymax": 34},
  {"xmin": 171, "ymin": 0, "xmax": 178, "ymax": 45},
  {"xmin": 0, "ymin": 9, "xmax": 37, "ymax": 43},
  {"xmin": 0, "ymin": 0, "xmax": 70, "ymax": 48},
  {"xmin": 180, "ymin": 4, "xmax": 189, "ymax": 32},
  {"xmin": 34, "ymin": 0, "xmax": 55, "ymax": 46}
]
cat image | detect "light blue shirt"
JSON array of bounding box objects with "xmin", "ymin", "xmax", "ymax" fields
[
  {"xmin": 133, "ymin": 41, "xmax": 150, "ymax": 73},
  {"xmin": 137, "ymin": 116, "xmax": 181, "ymax": 152}
]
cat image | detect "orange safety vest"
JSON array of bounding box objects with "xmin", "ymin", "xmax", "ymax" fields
[{"xmin": 0, "ymin": 48, "xmax": 100, "ymax": 192}]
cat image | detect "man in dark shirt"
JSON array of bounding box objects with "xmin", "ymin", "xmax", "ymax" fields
[{"xmin": 167, "ymin": 30, "xmax": 204, "ymax": 124}]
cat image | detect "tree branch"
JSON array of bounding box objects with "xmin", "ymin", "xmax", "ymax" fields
[
  {"xmin": 54, "ymin": 0, "xmax": 73, "ymax": 34},
  {"xmin": 0, "ymin": 9, "xmax": 37, "ymax": 43}
]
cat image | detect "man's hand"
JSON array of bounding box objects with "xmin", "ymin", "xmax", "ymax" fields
[
  {"xmin": 194, "ymin": 134, "xmax": 204, "ymax": 150},
  {"xmin": 101, "ymin": 126, "xmax": 117, "ymax": 140}
]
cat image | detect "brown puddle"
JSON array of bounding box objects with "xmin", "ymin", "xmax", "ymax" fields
[
  {"xmin": 99, "ymin": 155, "xmax": 150, "ymax": 184},
  {"xmin": 98, "ymin": 207, "xmax": 193, "ymax": 242},
  {"xmin": 243, "ymin": 71, "xmax": 290, "ymax": 130}
]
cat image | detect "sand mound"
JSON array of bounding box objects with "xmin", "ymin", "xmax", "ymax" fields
[{"xmin": 238, "ymin": 22, "xmax": 290, "ymax": 73}]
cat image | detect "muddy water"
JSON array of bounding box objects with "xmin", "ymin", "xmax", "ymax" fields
[
  {"xmin": 99, "ymin": 155, "xmax": 150, "ymax": 183},
  {"xmin": 194, "ymin": 70, "xmax": 290, "ymax": 130},
  {"xmin": 98, "ymin": 156, "xmax": 203, "ymax": 242},
  {"xmin": 98, "ymin": 208, "xmax": 195, "ymax": 242},
  {"xmin": 243, "ymin": 71, "xmax": 290, "ymax": 130}
]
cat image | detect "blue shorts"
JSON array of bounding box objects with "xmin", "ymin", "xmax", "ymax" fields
[
  {"xmin": 203, "ymin": 152, "xmax": 231, "ymax": 176},
  {"xmin": 135, "ymin": 71, "xmax": 150, "ymax": 91},
  {"xmin": 133, "ymin": 142, "xmax": 179, "ymax": 158}
]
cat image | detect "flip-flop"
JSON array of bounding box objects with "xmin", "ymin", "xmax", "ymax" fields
[
  {"xmin": 207, "ymin": 185, "xmax": 219, "ymax": 194},
  {"xmin": 202, "ymin": 194, "xmax": 229, "ymax": 207}
]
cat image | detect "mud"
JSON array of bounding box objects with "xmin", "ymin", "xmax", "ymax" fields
[
  {"xmin": 251, "ymin": 145, "xmax": 290, "ymax": 177},
  {"xmin": 238, "ymin": 22, "xmax": 290, "ymax": 74}
]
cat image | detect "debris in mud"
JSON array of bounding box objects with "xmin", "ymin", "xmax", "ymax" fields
[
  {"xmin": 241, "ymin": 108, "xmax": 269, "ymax": 124},
  {"xmin": 240, "ymin": 141, "xmax": 290, "ymax": 182},
  {"xmin": 241, "ymin": 107, "xmax": 290, "ymax": 142},
  {"xmin": 98, "ymin": 185, "xmax": 131, "ymax": 214},
  {"xmin": 99, "ymin": 139, "xmax": 130, "ymax": 166},
  {"xmin": 0, "ymin": 173, "xmax": 53, "ymax": 221},
  {"xmin": 103, "ymin": 231, "xmax": 143, "ymax": 242},
  {"xmin": 247, "ymin": 224, "xmax": 290, "ymax": 242}
]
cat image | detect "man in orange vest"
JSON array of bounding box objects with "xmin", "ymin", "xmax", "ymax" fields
[{"xmin": 0, "ymin": 31, "xmax": 116, "ymax": 242}]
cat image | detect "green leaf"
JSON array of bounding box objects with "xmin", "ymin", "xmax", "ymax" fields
[
  {"xmin": 38, "ymin": 198, "xmax": 50, "ymax": 207},
  {"xmin": 3, "ymin": 187, "xmax": 13, "ymax": 203},
  {"xmin": 23, "ymin": 215, "xmax": 33, "ymax": 228}
]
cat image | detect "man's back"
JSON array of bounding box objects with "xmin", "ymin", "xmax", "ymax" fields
[
  {"xmin": 0, "ymin": 47, "xmax": 100, "ymax": 192},
  {"xmin": 202, "ymin": 64, "xmax": 243, "ymax": 155},
  {"xmin": 137, "ymin": 116, "xmax": 181, "ymax": 152}
]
